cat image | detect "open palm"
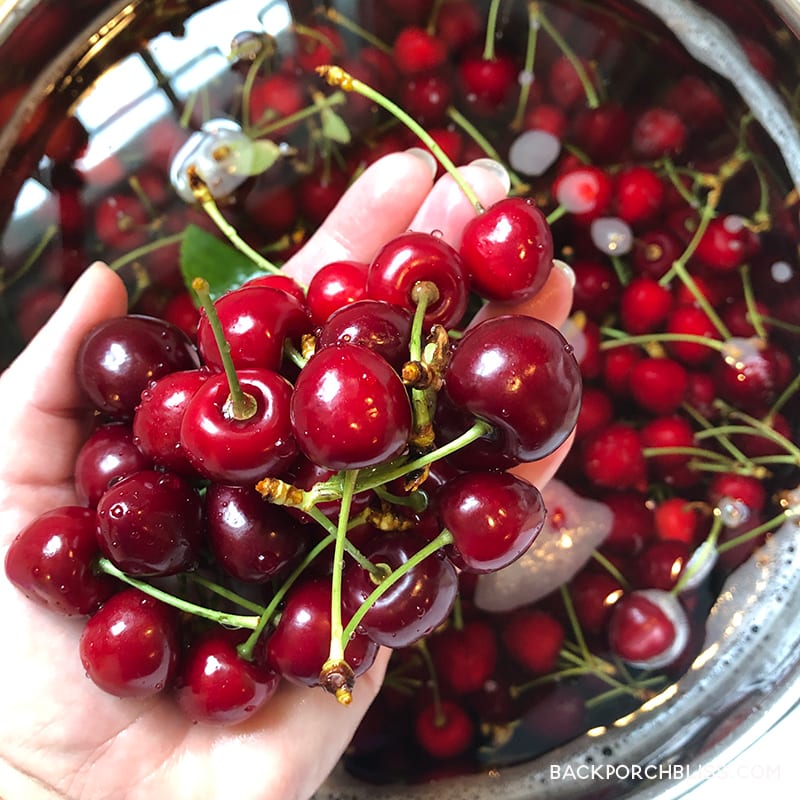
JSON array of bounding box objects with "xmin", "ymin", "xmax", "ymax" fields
[{"xmin": 0, "ymin": 152, "xmax": 573, "ymax": 800}]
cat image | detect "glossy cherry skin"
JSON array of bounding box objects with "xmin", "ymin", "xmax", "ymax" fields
[
  {"xmin": 367, "ymin": 231, "xmax": 470, "ymax": 328},
  {"xmin": 341, "ymin": 530, "xmax": 458, "ymax": 648},
  {"xmin": 444, "ymin": 315, "xmax": 582, "ymax": 462},
  {"xmin": 290, "ymin": 343, "xmax": 411, "ymax": 470},
  {"xmin": 316, "ymin": 299, "xmax": 413, "ymax": 371},
  {"xmin": 180, "ymin": 368, "xmax": 297, "ymax": 485},
  {"xmin": 77, "ymin": 315, "xmax": 200, "ymax": 417},
  {"xmin": 458, "ymin": 54, "xmax": 517, "ymax": 114},
  {"xmin": 263, "ymin": 577, "xmax": 378, "ymax": 687},
  {"xmin": 459, "ymin": 198, "xmax": 554, "ymax": 303},
  {"xmin": 96, "ymin": 469, "xmax": 203, "ymax": 576},
  {"xmin": 197, "ymin": 286, "xmax": 310, "ymax": 373},
  {"xmin": 206, "ymin": 483, "xmax": 306, "ymax": 583},
  {"xmin": 414, "ymin": 700, "xmax": 474, "ymax": 759},
  {"xmin": 4, "ymin": 506, "xmax": 115, "ymax": 616},
  {"xmin": 712, "ymin": 341, "xmax": 792, "ymax": 412},
  {"xmin": 79, "ymin": 588, "xmax": 179, "ymax": 697},
  {"xmin": 501, "ymin": 609, "xmax": 564, "ymax": 675},
  {"xmin": 132, "ymin": 369, "xmax": 209, "ymax": 475},
  {"xmin": 177, "ymin": 632, "xmax": 280, "ymax": 725},
  {"xmin": 438, "ymin": 472, "xmax": 545, "ymax": 573},
  {"xmin": 75, "ymin": 424, "xmax": 153, "ymax": 507},
  {"xmin": 305, "ymin": 260, "xmax": 369, "ymax": 326}
]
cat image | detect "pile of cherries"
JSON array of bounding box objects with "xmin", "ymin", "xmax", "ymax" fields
[{"xmin": 3, "ymin": 0, "xmax": 800, "ymax": 786}]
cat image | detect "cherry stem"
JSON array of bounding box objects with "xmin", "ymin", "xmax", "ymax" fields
[
  {"xmin": 511, "ymin": 1, "xmax": 540, "ymax": 131},
  {"xmin": 599, "ymin": 329, "xmax": 727, "ymax": 353},
  {"xmin": 558, "ymin": 646, "xmax": 657, "ymax": 698},
  {"xmin": 107, "ymin": 231, "xmax": 185, "ymax": 273},
  {"xmin": 671, "ymin": 516, "xmax": 722, "ymax": 595},
  {"xmin": 415, "ymin": 639, "xmax": 445, "ymax": 724},
  {"xmin": 184, "ymin": 572, "xmax": 267, "ymax": 614},
  {"xmin": 584, "ymin": 677, "xmax": 664, "ymax": 708},
  {"xmin": 546, "ymin": 204, "xmax": 568, "ymax": 225},
  {"xmin": 187, "ymin": 169, "xmax": 282, "ymax": 275},
  {"xmin": 340, "ymin": 529, "xmax": 455, "ymax": 648},
  {"xmin": 764, "ymin": 370, "xmax": 800, "ymax": 424},
  {"xmin": 373, "ymin": 484, "xmax": 429, "ymax": 514},
  {"xmin": 328, "ymin": 470, "xmax": 359, "ymax": 664},
  {"xmin": 252, "ymin": 91, "xmax": 346, "ymax": 138},
  {"xmin": 738, "ymin": 264, "xmax": 767, "ymax": 339},
  {"xmin": 408, "ymin": 281, "xmax": 439, "ymax": 440},
  {"xmin": 304, "ymin": 504, "xmax": 381, "ymax": 576},
  {"xmin": 591, "ymin": 550, "xmax": 631, "ymax": 591},
  {"xmin": 321, "ymin": 6, "xmax": 391, "ymax": 53},
  {"xmin": 559, "ymin": 584, "xmax": 592, "ymax": 665},
  {"xmin": 2, "ymin": 223, "xmax": 56, "ymax": 290},
  {"xmin": 96, "ymin": 558, "xmax": 260, "ymax": 629},
  {"xmin": 482, "ymin": 0, "xmax": 503, "ymax": 61},
  {"xmin": 700, "ymin": 419, "xmax": 800, "ymax": 464},
  {"xmin": 717, "ymin": 401, "xmax": 800, "ymax": 460},
  {"xmin": 316, "ymin": 66, "xmax": 485, "ymax": 214},
  {"xmin": 191, "ymin": 277, "xmax": 258, "ymax": 421},
  {"xmin": 235, "ymin": 34, "xmax": 274, "ymax": 132},
  {"xmin": 426, "ymin": 0, "xmax": 447, "ymax": 34},
  {"xmin": 660, "ymin": 158, "xmax": 701, "ymax": 209},
  {"xmin": 716, "ymin": 507, "xmax": 796, "ymax": 555},
  {"xmin": 682, "ymin": 403, "xmax": 752, "ymax": 466},
  {"xmin": 535, "ymin": 6, "xmax": 600, "ymax": 109},
  {"xmin": 446, "ymin": 106, "xmax": 527, "ymax": 190},
  {"xmin": 283, "ymin": 340, "xmax": 308, "ymax": 370}
]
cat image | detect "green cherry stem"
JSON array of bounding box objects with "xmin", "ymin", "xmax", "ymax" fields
[
  {"xmin": 251, "ymin": 91, "xmax": 346, "ymax": 138},
  {"xmin": 1, "ymin": 223, "xmax": 57, "ymax": 291},
  {"xmin": 192, "ymin": 277, "xmax": 257, "ymax": 420},
  {"xmin": 682, "ymin": 402, "xmax": 752, "ymax": 466},
  {"xmin": 716, "ymin": 507, "xmax": 797, "ymax": 555},
  {"xmin": 304, "ymin": 504, "xmax": 381, "ymax": 576},
  {"xmin": 739, "ymin": 264, "xmax": 768, "ymax": 339},
  {"xmin": 107, "ymin": 231, "xmax": 186, "ymax": 273},
  {"xmin": 764, "ymin": 371, "xmax": 800, "ymax": 424},
  {"xmin": 316, "ymin": 65, "xmax": 485, "ymax": 213},
  {"xmin": 535, "ymin": 5, "xmax": 600, "ymax": 109},
  {"xmin": 339, "ymin": 530, "xmax": 455, "ymax": 648},
  {"xmin": 328, "ymin": 470, "xmax": 360, "ymax": 665},
  {"xmin": 591, "ymin": 550, "xmax": 632, "ymax": 591},
  {"xmin": 482, "ymin": 0, "xmax": 504, "ymax": 61},
  {"xmin": 184, "ymin": 572, "xmax": 267, "ymax": 614},
  {"xmin": 559, "ymin": 584, "xmax": 592, "ymax": 665},
  {"xmin": 599, "ymin": 329, "xmax": 727, "ymax": 353},
  {"xmin": 96, "ymin": 558, "xmax": 260, "ymax": 629},
  {"xmin": 187, "ymin": 169, "xmax": 282, "ymax": 275},
  {"xmin": 714, "ymin": 402, "xmax": 800, "ymax": 461},
  {"xmin": 322, "ymin": 6, "xmax": 392, "ymax": 53},
  {"xmin": 511, "ymin": 0, "xmax": 541, "ymax": 131}
]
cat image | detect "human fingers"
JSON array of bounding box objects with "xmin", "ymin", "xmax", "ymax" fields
[{"xmin": 282, "ymin": 151, "xmax": 437, "ymax": 285}]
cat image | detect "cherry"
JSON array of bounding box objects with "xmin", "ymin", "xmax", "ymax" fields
[
  {"xmin": 438, "ymin": 471, "xmax": 545, "ymax": 573},
  {"xmin": 635, "ymin": 540, "xmax": 691, "ymax": 591},
  {"xmin": 695, "ymin": 215, "xmax": 759, "ymax": 272},
  {"xmin": 600, "ymin": 344, "xmax": 641, "ymax": 397},
  {"xmin": 74, "ymin": 424, "xmax": 153, "ymax": 507},
  {"xmin": 414, "ymin": 700, "xmax": 474, "ymax": 759},
  {"xmin": 162, "ymin": 291, "xmax": 201, "ymax": 340},
  {"xmin": 316, "ymin": 299, "xmax": 413, "ymax": 371},
  {"xmin": 197, "ymin": 285, "xmax": 310, "ymax": 373},
  {"xmin": 244, "ymin": 273, "xmax": 306, "ymax": 305},
  {"xmin": 619, "ymin": 276, "xmax": 673, "ymax": 334},
  {"xmin": 248, "ymin": 72, "xmax": 306, "ymax": 136},
  {"xmin": 712, "ymin": 340, "xmax": 791, "ymax": 411},
  {"xmin": 428, "ymin": 619, "xmax": 498, "ymax": 695},
  {"xmin": 629, "ymin": 357, "xmax": 689, "ymax": 415},
  {"xmin": 206, "ymin": 483, "xmax": 306, "ymax": 583},
  {"xmin": 458, "ymin": 53, "xmax": 517, "ymax": 115},
  {"xmin": 707, "ymin": 473, "xmax": 766, "ymax": 513},
  {"xmin": 501, "ymin": 609, "xmax": 564, "ymax": 675},
  {"xmin": 663, "ymin": 75, "xmax": 725, "ymax": 133},
  {"xmin": 547, "ymin": 54, "xmax": 595, "ymax": 110},
  {"xmin": 77, "ymin": 315, "xmax": 200, "ymax": 417},
  {"xmin": 4, "ymin": 506, "xmax": 115, "ymax": 616},
  {"xmin": 574, "ymin": 386, "xmax": 613, "ymax": 441},
  {"xmin": 640, "ymin": 414, "xmax": 698, "ymax": 486},
  {"xmin": 608, "ymin": 589, "xmax": 690, "ymax": 669},
  {"xmin": 630, "ymin": 107, "xmax": 687, "ymax": 158},
  {"xmin": 570, "ymin": 104, "xmax": 630, "ymax": 163},
  {"xmin": 305, "ymin": 260, "xmax": 369, "ymax": 326},
  {"xmin": 664, "ymin": 305, "xmax": 721, "ymax": 366},
  {"xmin": 79, "ymin": 588, "xmax": 179, "ymax": 697},
  {"xmin": 393, "ymin": 26, "xmax": 447, "ymax": 74},
  {"xmin": 524, "ymin": 103, "xmax": 568, "ymax": 139},
  {"xmin": 653, "ymin": 497, "xmax": 703, "ymax": 545},
  {"xmin": 93, "ymin": 192, "xmax": 150, "ymax": 252},
  {"xmin": 721, "ymin": 297, "xmax": 772, "ymax": 338},
  {"xmin": 367, "ymin": 231, "xmax": 470, "ymax": 328},
  {"xmin": 293, "ymin": 23, "xmax": 344, "ymax": 72},
  {"xmin": 459, "ymin": 197, "xmax": 554, "ymax": 303},
  {"xmin": 263, "ymin": 577, "xmax": 378, "ymax": 687},
  {"xmin": 614, "ymin": 165, "xmax": 664, "ymax": 226},
  {"xmin": 132, "ymin": 369, "xmax": 208, "ymax": 476},
  {"xmin": 569, "ymin": 569, "xmax": 624, "ymax": 636},
  {"xmin": 571, "ymin": 258, "xmax": 620, "ymax": 321},
  {"xmin": 291, "ymin": 343, "xmax": 411, "ymax": 470},
  {"xmin": 96, "ymin": 469, "xmax": 204, "ymax": 576},
  {"xmin": 399, "ymin": 71, "xmax": 453, "ymax": 125},
  {"xmin": 581, "ymin": 423, "xmax": 646, "ymax": 491},
  {"xmin": 298, "ymin": 168, "xmax": 349, "ymax": 226},
  {"xmin": 342, "ymin": 530, "xmax": 458, "ymax": 647},
  {"xmin": 552, "ymin": 165, "xmax": 613, "ymax": 223},
  {"xmin": 180, "ymin": 368, "xmax": 297, "ymax": 485},
  {"xmin": 602, "ymin": 491, "xmax": 654, "ymax": 556},
  {"xmin": 176, "ymin": 632, "xmax": 280, "ymax": 725},
  {"xmin": 244, "ymin": 181, "xmax": 299, "ymax": 238},
  {"xmin": 444, "ymin": 315, "xmax": 582, "ymax": 462},
  {"xmin": 435, "ymin": 0, "xmax": 482, "ymax": 50},
  {"xmin": 632, "ymin": 227, "xmax": 684, "ymax": 280}
]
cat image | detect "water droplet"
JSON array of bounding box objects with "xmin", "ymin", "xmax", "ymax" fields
[
  {"xmin": 517, "ymin": 68, "xmax": 535, "ymax": 86},
  {"xmin": 508, "ymin": 129, "xmax": 561, "ymax": 177},
  {"xmin": 590, "ymin": 217, "xmax": 633, "ymax": 255},
  {"xmin": 770, "ymin": 260, "xmax": 793, "ymax": 283},
  {"xmin": 716, "ymin": 496, "xmax": 751, "ymax": 527},
  {"xmin": 430, "ymin": 229, "xmax": 443, "ymax": 239},
  {"xmin": 722, "ymin": 214, "xmax": 746, "ymax": 233}
]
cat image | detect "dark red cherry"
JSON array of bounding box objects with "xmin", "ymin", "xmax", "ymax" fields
[
  {"xmin": 428, "ymin": 620, "xmax": 498, "ymax": 695},
  {"xmin": 76, "ymin": 315, "xmax": 200, "ymax": 417},
  {"xmin": 438, "ymin": 471, "xmax": 545, "ymax": 573},
  {"xmin": 614, "ymin": 165, "xmax": 664, "ymax": 225},
  {"xmin": 316, "ymin": 299, "xmax": 413, "ymax": 371},
  {"xmin": 206, "ymin": 484, "xmax": 306, "ymax": 583},
  {"xmin": 458, "ymin": 53, "xmax": 517, "ymax": 114},
  {"xmin": 243, "ymin": 273, "xmax": 306, "ymax": 305},
  {"xmin": 629, "ymin": 357, "xmax": 689, "ymax": 415},
  {"xmin": 75, "ymin": 424, "xmax": 153, "ymax": 507},
  {"xmin": 177, "ymin": 632, "xmax": 280, "ymax": 725},
  {"xmin": 132, "ymin": 369, "xmax": 208, "ymax": 476},
  {"xmin": 79, "ymin": 588, "xmax": 179, "ymax": 697},
  {"xmin": 305, "ymin": 260, "xmax": 369, "ymax": 326},
  {"xmin": 602, "ymin": 491, "xmax": 654, "ymax": 556},
  {"xmin": 263, "ymin": 577, "xmax": 378, "ymax": 687},
  {"xmin": 367, "ymin": 231, "xmax": 470, "ymax": 328},
  {"xmin": 582, "ymin": 423, "xmax": 646, "ymax": 491},
  {"xmin": 569, "ymin": 569, "xmax": 624, "ymax": 636},
  {"xmin": 180, "ymin": 369, "xmax": 297, "ymax": 485},
  {"xmin": 695, "ymin": 215, "xmax": 759, "ymax": 272},
  {"xmin": 459, "ymin": 197, "xmax": 554, "ymax": 303},
  {"xmin": 4, "ymin": 506, "xmax": 115, "ymax": 616},
  {"xmin": 342, "ymin": 530, "xmax": 458, "ymax": 648},
  {"xmin": 248, "ymin": 72, "xmax": 305, "ymax": 135},
  {"xmin": 631, "ymin": 107, "xmax": 687, "ymax": 158},
  {"xmin": 290, "ymin": 343, "xmax": 411, "ymax": 470},
  {"xmin": 393, "ymin": 26, "xmax": 447, "ymax": 74},
  {"xmin": 444, "ymin": 315, "xmax": 582, "ymax": 462},
  {"xmin": 501, "ymin": 609, "xmax": 564, "ymax": 674},
  {"xmin": 197, "ymin": 286, "xmax": 310, "ymax": 373},
  {"xmin": 96, "ymin": 469, "xmax": 203, "ymax": 576},
  {"xmin": 619, "ymin": 277, "xmax": 672, "ymax": 334},
  {"xmin": 94, "ymin": 192, "xmax": 149, "ymax": 252},
  {"xmin": 414, "ymin": 700, "xmax": 474, "ymax": 759},
  {"xmin": 399, "ymin": 71, "xmax": 454, "ymax": 126},
  {"xmin": 635, "ymin": 540, "xmax": 691, "ymax": 591},
  {"xmin": 712, "ymin": 340, "xmax": 791, "ymax": 412}
]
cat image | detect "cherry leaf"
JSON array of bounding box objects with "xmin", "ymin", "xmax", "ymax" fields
[
  {"xmin": 321, "ymin": 108, "xmax": 351, "ymax": 144},
  {"xmin": 180, "ymin": 224, "xmax": 265, "ymax": 299},
  {"xmin": 244, "ymin": 139, "xmax": 282, "ymax": 175}
]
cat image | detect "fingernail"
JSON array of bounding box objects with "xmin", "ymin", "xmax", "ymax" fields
[
  {"xmin": 404, "ymin": 147, "xmax": 437, "ymax": 178},
  {"xmin": 553, "ymin": 258, "xmax": 576, "ymax": 288},
  {"xmin": 467, "ymin": 158, "xmax": 511, "ymax": 193}
]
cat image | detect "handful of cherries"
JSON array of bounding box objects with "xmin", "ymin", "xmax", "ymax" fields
[{"xmin": 4, "ymin": 168, "xmax": 581, "ymax": 721}]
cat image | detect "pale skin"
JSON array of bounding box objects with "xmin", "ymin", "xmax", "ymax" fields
[{"xmin": 0, "ymin": 152, "xmax": 573, "ymax": 800}]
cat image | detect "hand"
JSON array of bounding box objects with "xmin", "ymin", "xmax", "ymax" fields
[{"xmin": 0, "ymin": 151, "xmax": 573, "ymax": 800}]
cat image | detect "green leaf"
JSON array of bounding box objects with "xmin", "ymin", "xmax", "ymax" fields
[
  {"xmin": 180, "ymin": 224, "xmax": 266, "ymax": 299},
  {"xmin": 245, "ymin": 139, "xmax": 282, "ymax": 175},
  {"xmin": 321, "ymin": 108, "xmax": 351, "ymax": 144}
]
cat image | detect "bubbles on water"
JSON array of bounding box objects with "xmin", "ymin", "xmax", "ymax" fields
[
  {"xmin": 590, "ymin": 217, "xmax": 633, "ymax": 255},
  {"xmin": 716, "ymin": 496, "xmax": 751, "ymax": 528},
  {"xmin": 770, "ymin": 260, "xmax": 793, "ymax": 283}
]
